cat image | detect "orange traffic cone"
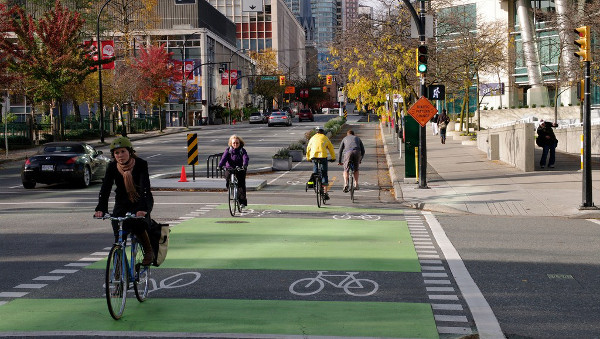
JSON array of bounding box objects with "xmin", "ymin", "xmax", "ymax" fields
[{"xmin": 178, "ymin": 165, "xmax": 188, "ymax": 182}]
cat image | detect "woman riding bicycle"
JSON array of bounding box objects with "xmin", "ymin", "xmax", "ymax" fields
[
  {"xmin": 218, "ymin": 135, "xmax": 249, "ymax": 209},
  {"xmin": 94, "ymin": 136, "xmax": 154, "ymax": 266},
  {"xmin": 306, "ymin": 127, "xmax": 336, "ymax": 201}
]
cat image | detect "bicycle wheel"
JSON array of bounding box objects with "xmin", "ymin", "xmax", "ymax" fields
[
  {"xmin": 344, "ymin": 278, "xmax": 379, "ymax": 296},
  {"xmin": 228, "ymin": 177, "xmax": 237, "ymax": 216},
  {"xmin": 105, "ymin": 245, "xmax": 127, "ymax": 320},
  {"xmin": 289, "ymin": 278, "xmax": 325, "ymax": 296},
  {"xmin": 133, "ymin": 239, "xmax": 150, "ymax": 302},
  {"xmin": 315, "ymin": 176, "xmax": 322, "ymax": 208},
  {"xmin": 349, "ymin": 170, "xmax": 355, "ymax": 203}
]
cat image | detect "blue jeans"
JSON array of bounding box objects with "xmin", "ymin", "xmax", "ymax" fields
[
  {"xmin": 312, "ymin": 158, "xmax": 328, "ymax": 185},
  {"xmin": 540, "ymin": 143, "xmax": 556, "ymax": 167}
]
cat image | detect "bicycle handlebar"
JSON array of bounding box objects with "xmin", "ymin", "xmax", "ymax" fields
[{"xmin": 94, "ymin": 212, "xmax": 144, "ymax": 222}]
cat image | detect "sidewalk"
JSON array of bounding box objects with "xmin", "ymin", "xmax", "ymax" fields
[{"xmin": 381, "ymin": 123, "xmax": 600, "ymax": 218}]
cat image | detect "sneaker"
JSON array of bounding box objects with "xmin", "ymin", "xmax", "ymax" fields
[
  {"xmin": 343, "ymin": 186, "xmax": 349, "ymax": 193},
  {"xmin": 540, "ymin": 165, "xmax": 545, "ymax": 169},
  {"xmin": 548, "ymin": 165, "xmax": 555, "ymax": 168},
  {"xmin": 354, "ymin": 183, "xmax": 360, "ymax": 190},
  {"xmin": 324, "ymin": 193, "xmax": 330, "ymax": 201},
  {"xmin": 240, "ymin": 204, "xmax": 246, "ymax": 209}
]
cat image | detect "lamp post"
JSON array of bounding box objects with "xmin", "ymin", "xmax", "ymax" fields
[
  {"xmin": 96, "ymin": 0, "xmax": 112, "ymax": 143},
  {"xmin": 228, "ymin": 48, "xmax": 245, "ymax": 125}
]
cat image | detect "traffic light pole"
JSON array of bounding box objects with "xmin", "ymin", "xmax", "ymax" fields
[
  {"xmin": 581, "ymin": 60, "xmax": 594, "ymax": 208},
  {"xmin": 417, "ymin": 0, "xmax": 428, "ymax": 189}
]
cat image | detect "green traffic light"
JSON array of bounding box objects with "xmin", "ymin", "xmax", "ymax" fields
[{"xmin": 418, "ymin": 64, "xmax": 427, "ymax": 73}]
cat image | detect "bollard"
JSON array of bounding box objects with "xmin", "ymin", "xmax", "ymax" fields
[{"xmin": 415, "ymin": 147, "xmax": 419, "ymax": 182}]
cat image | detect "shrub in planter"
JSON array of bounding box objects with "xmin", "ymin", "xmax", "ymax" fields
[
  {"xmin": 272, "ymin": 147, "xmax": 292, "ymax": 170},
  {"xmin": 288, "ymin": 142, "xmax": 304, "ymax": 162},
  {"xmin": 273, "ymin": 147, "xmax": 290, "ymax": 159}
]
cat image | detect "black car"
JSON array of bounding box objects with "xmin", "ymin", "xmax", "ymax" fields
[{"xmin": 21, "ymin": 142, "xmax": 110, "ymax": 189}]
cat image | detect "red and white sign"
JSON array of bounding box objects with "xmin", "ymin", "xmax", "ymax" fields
[
  {"xmin": 85, "ymin": 40, "xmax": 115, "ymax": 70},
  {"xmin": 221, "ymin": 70, "xmax": 238, "ymax": 85}
]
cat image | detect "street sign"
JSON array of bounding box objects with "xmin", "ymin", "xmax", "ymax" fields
[
  {"xmin": 261, "ymin": 76, "xmax": 277, "ymax": 81},
  {"xmin": 427, "ymin": 84, "xmax": 445, "ymax": 100},
  {"xmin": 407, "ymin": 96, "xmax": 437, "ymax": 127}
]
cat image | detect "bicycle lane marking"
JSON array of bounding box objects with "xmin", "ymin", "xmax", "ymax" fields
[{"xmin": 422, "ymin": 211, "xmax": 505, "ymax": 338}]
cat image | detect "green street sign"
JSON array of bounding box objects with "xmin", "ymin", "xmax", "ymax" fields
[
  {"xmin": 311, "ymin": 87, "xmax": 322, "ymax": 90},
  {"xmin": 261, "ymin": 76, "xmax": 277, "ymax": 81}
]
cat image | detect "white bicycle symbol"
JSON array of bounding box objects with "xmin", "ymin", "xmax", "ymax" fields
[
  {"xmin": 289, "ymin": 271, "xmax": 378, "ymax": 297},
  {"xmin": 110, "ymin": 272, "xmax": 202, "ymax": 297},
  {"xmin": 332, "ymin": 213, "xmax": 381, "ymax": 221},
  {"xmin": 240, "ymin": 209, "xmax": 282, "ymax": 217}
]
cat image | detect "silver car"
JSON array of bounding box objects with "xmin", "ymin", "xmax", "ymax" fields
[
  {"xmin": 268, "ymin": 111, "xmax": 292, "ymax": 127},
  {"xmin": 249, "ymin": 112, "xmax": 266, "ymax": 124}
]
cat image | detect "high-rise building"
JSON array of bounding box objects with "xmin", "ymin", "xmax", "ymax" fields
[{"xmin": 207, "ymin": 0, "xmax": 306, "ymax": 81}]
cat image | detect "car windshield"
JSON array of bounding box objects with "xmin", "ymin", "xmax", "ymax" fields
[
  {"xmin": 43, "ymin": 145, "xmax": 84, "ymax": 154},
  {"xmin": 272, "ymin": 112, "xmax": 284, "ymax": 116},
  {"xmin": 250, "ymin": 113, "xmax": 261, "ymax": 117}
]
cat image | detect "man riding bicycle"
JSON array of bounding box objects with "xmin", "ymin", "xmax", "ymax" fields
[
  {"xmin": 306, "ymin": 126, "xmax": 336, "ymax": 201},
  {"xmin": 338, "ymin": 129, "xmax": 365, "ymax": 192}
]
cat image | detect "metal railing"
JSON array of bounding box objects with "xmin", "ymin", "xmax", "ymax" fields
[{"xmin": 206, "ymin": 153, "xmax": 224, "ymax": 178}]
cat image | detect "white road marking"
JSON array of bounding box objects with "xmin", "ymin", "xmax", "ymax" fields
[
  {"xmin": 0, "ymin": 292, "xmax": 28, "ymax": 298},
  {"xmin": 33, "ymin": 276, "xmax": 63, "ymax": 281},
  {"xmin": 423, "ymin": 211, "xmax": 504, "ymax": 338},
  {"xmin": 49, "ymin": 269, "xmax": 78, "ymax": 274},
  {"xmin": 15, "ymin": 284, "xmax": 47, "ymax": 289}
]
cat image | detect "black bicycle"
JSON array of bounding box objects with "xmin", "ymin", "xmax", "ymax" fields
[
  {"xmin": 94, "ymin": 213, "xmax": 149, "ymax": 320},
  {"xmin": 227, "ymin": 167, "xmax": 245, "ymax": 216},
  {"xmin": 348, "ymin": 162, "xmax": 356, "ymax": 203},
  {"xmin": 308, "ymin": 159, "xmax": 328, "ymax": 208}
]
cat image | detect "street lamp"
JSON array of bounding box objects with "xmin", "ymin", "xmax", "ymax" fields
[
  {"xmin": 228, "ymin": 48, "xmax": 245, "ymax": 124},
  {"xmin": 96, "ymin": 0, "xmax": 112, "ymax": 143}
]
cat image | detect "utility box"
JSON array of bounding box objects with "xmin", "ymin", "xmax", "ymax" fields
[{"xmin": 404, "ymin": 115, "xmax": 419, "ymax": 178}]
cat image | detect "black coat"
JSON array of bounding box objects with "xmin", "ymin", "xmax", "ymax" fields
[
  {"xmin": 95, "ymin": 157, "xmax": 153, "ymax": 216},
  {"xmin": 536, "ymin": 123, "xmax": 558, "ymax": 147}
]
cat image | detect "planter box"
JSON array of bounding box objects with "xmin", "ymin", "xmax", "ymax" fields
[
  {"xmin": 289, "ymin": 149, "xmax": 303, "ymax": 162},
  {"xmin": 272, "ymin": 157, "xmax": 292, "ymax": 171}
]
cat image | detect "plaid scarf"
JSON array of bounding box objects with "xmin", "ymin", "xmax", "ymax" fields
[{"xmin": 116, "ymin": 158, "xmax": 139, "ymax": 202}]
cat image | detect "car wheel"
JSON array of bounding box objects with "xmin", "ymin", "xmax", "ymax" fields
[
  {"xmin": 23, "ymin": 181, "xmax": 36, "ymax": 189},
  {"xmin": 80, "ymin": 166, "xmax": 91, "ymax": 187}
]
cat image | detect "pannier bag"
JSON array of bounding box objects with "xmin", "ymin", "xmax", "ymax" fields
[
  {"xmin": 306, "ymin": 173, "xmax": 315, "ymax": 188},
  {"xmin": 149, "ymin": 219, "xmax": 170, "ymax": 267}
]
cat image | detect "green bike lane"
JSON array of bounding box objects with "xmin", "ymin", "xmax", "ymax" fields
[{"xmin": 0, "ymin": 205, "xmax": 466, "ymax": 338}]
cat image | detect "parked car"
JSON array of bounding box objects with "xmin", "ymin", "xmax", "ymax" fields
[
  {"xmin": 298, "ymin": 108, "xmax": 314, "ymax": 122},
  {"xmin": 21, "ymin": 142, "xmax": 110, "ymax": 189},
  {"xmin": 268, "ymin": 111, "xmax": 292, "ymax": 127},
  {"xmin": 249, "ymin": 112, "xmax": 267, "ymax": 124}
]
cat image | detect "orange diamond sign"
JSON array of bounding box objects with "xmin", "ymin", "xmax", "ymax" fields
[{"xmin": 407, "ymin": 96, "xmax": 438, "ymax": 127}]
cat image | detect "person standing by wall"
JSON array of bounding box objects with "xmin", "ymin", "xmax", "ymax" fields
[{"xmin": 536, "ymin": 120, "xmax": 558, "ymax": 169}]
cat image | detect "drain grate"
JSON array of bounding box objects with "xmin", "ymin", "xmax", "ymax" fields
[{"xmin": 215, "ymin": 220, "xmax": 250, "ymax": 224}]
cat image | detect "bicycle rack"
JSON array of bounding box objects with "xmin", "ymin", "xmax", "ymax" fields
[{"xmin": 206, "ymin": 153, "xmax": 224, "ymax": 178}]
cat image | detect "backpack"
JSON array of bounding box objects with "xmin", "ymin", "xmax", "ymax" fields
[{"xmin": 148, "ymin": 219, "xmax": 170, "ymax": 266}]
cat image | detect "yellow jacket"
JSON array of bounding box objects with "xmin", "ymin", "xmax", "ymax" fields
[{"xmin": 306, "ymin": 133, "xmax": 336, "ymax": 161}]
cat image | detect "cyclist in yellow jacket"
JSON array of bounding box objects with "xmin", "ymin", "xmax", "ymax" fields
[{"xmin": 306, "ymin": 126, "xmax": 336, "ymax": 200}]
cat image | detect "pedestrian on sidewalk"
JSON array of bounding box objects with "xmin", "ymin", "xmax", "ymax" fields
[
  {"xmin": 431, "ymin": 112, "xmax": 439, "ymax": 136},
  {"xmin": 94, "ymin": 136, "xmax": 155, "ymax": 266},
  {"xmin": 536, "ymin": 120, "xmax": 558, "ymax": 169},
  {"xmin": 338, "ymin": 129, "xmax": 365, "ymax": 193},
  {"xmin": 438, "ymin": 109, "xmax": 450, "ymax": 144},
  {"xmin": 219, "ymin": 135, "xmax": 250, "ymax": 209}
]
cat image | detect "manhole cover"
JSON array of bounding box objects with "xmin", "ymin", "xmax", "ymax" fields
[{"xmin": 215, "ymin": 220, "xmax": 249, "ymax": 224}]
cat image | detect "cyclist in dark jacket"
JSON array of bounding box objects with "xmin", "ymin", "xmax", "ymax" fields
[
  {"xmin": 338, "ymin": 130, "xmax": 365, "ymax": 192},
  {"xmin": 94, "ymin": 136, "xmax": 154, "ymax": 266},
  {"xmin": 218, "ymin": 135, "xmax": 249, "ymax": 208}
]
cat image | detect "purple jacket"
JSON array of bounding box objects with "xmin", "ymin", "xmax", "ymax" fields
[{"xmin": 218, "ymin": 146, "xmax": 249, "ymax": 169}]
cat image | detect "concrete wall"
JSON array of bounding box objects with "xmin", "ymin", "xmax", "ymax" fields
[
  {"xmin": 476, "ymin": 106, "xmax": 580, "ymax": 128},
  {"xmin": 477, "ymin": 123, "xmax": 535, "ymax": 172},
  {"xmin": 554, "ymin": 125, "xmax": 600, "ymax": 156}
]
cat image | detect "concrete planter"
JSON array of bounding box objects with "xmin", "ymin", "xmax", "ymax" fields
[
  {"xmin": 289, "ymin": 149, "xmax": 303, "ymax": 162},
  {"xmin": 272, "ymin": 157, "xmax": 292, "ymax": 171}
]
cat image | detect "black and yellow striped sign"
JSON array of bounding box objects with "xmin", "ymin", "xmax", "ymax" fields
[{"xmin": 187, "ymin": 133, "xmax": 199, "ymax": 165}]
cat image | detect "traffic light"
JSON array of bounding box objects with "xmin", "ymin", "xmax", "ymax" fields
[
  {"xmin": 326, "ymin": 74, "xmax": 333, "ymax": 85},
  {"xmin": 574, "ymin": 26, "xmax": 591, "ymax": 61},
  {"xmin": 279, "ymin": 75, "xmax": 286, "ymax": 86},
  {"xmin": 323, "ymin": 86, "xmax": 327, "ymax": 93},
  {"xmin": 417, "ymin": 45, "xmax": 428, "ymax": 74}
]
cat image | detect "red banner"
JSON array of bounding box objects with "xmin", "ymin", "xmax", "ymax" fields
[
  {"xmin": 172, "ymin": 60, "xmax": 194, "ymax": 81},
  {"xmin": 85, "ymin": 40, "xmax": 115, "ymax": 70},
  {"xmin": 221, "ymin": 70, "xmax": 239, "ymax": 85}
]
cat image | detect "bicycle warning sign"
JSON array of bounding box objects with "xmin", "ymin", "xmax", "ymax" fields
[{"xmin": 407, "ymin": 96, "xmax": 437, "ymax": 127}]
